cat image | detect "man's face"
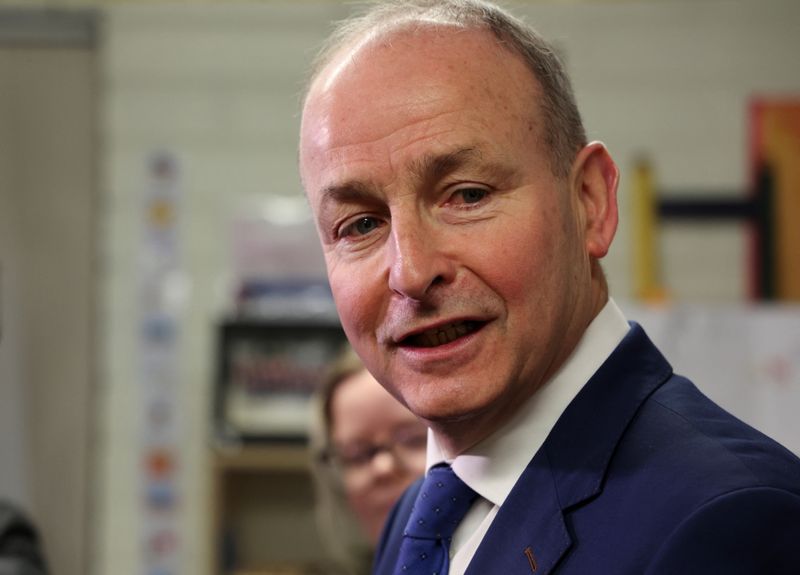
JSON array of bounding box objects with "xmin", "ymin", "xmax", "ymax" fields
[{"xmin": 301, "ymin": 28, "xmax": 599, "ymax": 452}]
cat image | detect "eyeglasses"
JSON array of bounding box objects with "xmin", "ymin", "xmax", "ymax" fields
[{"xmin": 326, "ymin": 427, "xmax": 427, "ymax": 475}]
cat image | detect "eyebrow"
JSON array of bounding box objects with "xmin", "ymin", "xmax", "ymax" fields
[
  {"xmin": 408, "ymin": 147, "xmax": 483, "ymax": 187},
  {"xmin": 317, "ymin": 145, "xmax": 514, "ymax": 212},
  {"xmin": 318, "ymin": 179, "xmax": 380, "ymax": 215},
  {"xmin": 410, "ymin": 146, "xmax": 519, "ymax": 191}
]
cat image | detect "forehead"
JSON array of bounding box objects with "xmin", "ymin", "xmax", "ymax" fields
[{"xmin": 300, "ymin": 25, "xmax": 542, "ymax": 185}]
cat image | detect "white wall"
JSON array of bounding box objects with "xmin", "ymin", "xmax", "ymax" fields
[{"xmin": 97, "ymin": 1, "xmax": 800, "ymax": 574}]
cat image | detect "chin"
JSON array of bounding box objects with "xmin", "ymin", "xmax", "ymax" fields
[
  {"xmin": 414, "ymin": 400, "xmax": 494, "ymax": 427},
  {"xmin": 410, "ymin": 382, "xmax": 501, "ymax": 422}
]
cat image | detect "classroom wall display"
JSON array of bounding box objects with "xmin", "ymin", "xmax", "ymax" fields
[{"xmin": 138, "ymin": 150, "xmax": 186, "ymax": 575}]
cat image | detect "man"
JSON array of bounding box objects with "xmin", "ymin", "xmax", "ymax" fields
[{"xmin": 298, "ymin": 1, "xmax": 800, "ymax": 573}]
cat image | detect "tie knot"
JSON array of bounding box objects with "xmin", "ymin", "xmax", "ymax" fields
[{"xmin": 403, "ymin": 464, "xmax": 478, "ymax": 541}]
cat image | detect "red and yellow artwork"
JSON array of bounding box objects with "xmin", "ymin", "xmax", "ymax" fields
[{"xmin": 750, "ymin": 99, "xmax": 800, "ymax": 301}]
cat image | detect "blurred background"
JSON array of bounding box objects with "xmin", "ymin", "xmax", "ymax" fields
[{"xmin": 0, "ymin": 0, "xmax": 798, "ymax": 574}]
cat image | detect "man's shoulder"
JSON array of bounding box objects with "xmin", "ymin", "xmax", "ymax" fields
[
  {"xmin": 643, "ymin": 483, "xmax": 800, "ymax": 573},
  {"xmin": 626, "ymin": 384, "xmax": 800, "ymax": 575},
  {"xmin": 639, "ymin": 373, "xmax": 800, "ymax": 491},
  {"xmin": 609, "ymin": 375, "xmax": 800, "ymax": 504},
  {"xmin": 551, "ymin": 372, "xmax": 800, "ymax": 573}
]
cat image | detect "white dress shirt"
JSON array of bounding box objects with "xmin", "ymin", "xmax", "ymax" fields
[{"xmin": 425, "ymin": 298, "xmax": 630, "ymax": 574}]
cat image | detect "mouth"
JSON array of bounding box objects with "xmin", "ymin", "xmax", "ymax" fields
[{"xmin": 399, "ymin": 320, "xmax": 485, "ymax": 348}]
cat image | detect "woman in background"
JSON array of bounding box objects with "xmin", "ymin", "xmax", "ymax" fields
[{"xmin": 310, "ymin": 346, "xmax": 427, "ymax": 575}]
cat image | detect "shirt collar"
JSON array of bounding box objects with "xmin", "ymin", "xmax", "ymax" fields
[{"xmin": 426, "ymin": 298, "xmax": 630, "ymax": 506}]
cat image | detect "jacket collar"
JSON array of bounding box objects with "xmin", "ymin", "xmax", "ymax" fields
[{"xmin": 466, "ymin": 323, "xmax": 673, "ymax": 574}]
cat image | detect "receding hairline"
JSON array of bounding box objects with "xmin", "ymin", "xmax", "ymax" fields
[
  {"xmin": 301, "ymin": 0, "xmax": 587, "ymax": 179},
  {"xmin": 306, "ymin": 11, "xmax": 513, "ymax": 104},
  {"xmin": 308, "ymin": 20, "xmax": 523, "ymax": 99}
]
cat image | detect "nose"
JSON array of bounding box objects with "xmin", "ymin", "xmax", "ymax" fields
[
  {"xmin": 387, "ymin": 219, "xmax": 455, "ymax": 301},
  {"xmin": 371, "ymin": 450, "xmax": 400, "ymax": 477}
]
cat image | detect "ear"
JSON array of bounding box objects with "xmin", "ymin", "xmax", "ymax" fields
[{"xmin": 570, "ymin": 141, "xmax": 619, "ymax": 259}]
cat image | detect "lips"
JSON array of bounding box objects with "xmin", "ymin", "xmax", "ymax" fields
[{"xmin": 401, "ymin": 320, "xmax": 483, "ymax": 348}]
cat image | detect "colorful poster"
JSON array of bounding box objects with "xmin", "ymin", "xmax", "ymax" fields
[{"xmin": 138, "ymin": 151, "xmax": 185, "ymax": 575}]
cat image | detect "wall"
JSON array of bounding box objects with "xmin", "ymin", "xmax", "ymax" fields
[
  {"xmin": 0, "ymin": 54, "xmax": 29, "ymax": 510},
  {"xmin": 0, "ymin": 37, "xmax": 96, "ymax": 575},
  {"xmin": 510, "ymin": 0, "xmax": 800, "ymax": 300},
  {"xmin": 98, "ymin": 4, "xmax": 347, "ymax": 574},
  {"xmin": 93, "ymin": 1, "xmax": 799, "ymax": 574}
]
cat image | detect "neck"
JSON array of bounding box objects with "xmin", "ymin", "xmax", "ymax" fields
[{"xmin": 431, "ymin": 278, "xmax": 610, "ymax": 458}]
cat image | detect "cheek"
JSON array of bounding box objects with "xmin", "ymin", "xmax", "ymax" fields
[
  {"xmin": 476, "ymin": 220, "xmax": 558, "ymax": 306},
  {"xmin": 343, "ymin": 476, "xmax": 370, "ymax": 517},
  {"xmin": 329, "ymin": 261, "xmax": 382, "ymax": 341}
]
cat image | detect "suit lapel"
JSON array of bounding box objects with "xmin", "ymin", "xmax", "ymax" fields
[
  {"xmin": 466, "ymin": 448, "xmax": 571, "ymax": 574},
  {"xmin": 467, "ymin": 324, "xmax": 673, "ymax": 574},
  {"xmin": 374, "ymin": 324, "xmax": 673, "ymax": 575}
]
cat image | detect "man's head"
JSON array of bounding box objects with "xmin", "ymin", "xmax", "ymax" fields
[
  {"xmin": 300, "ymin": 0, "xmax": 619, "ymax": 455},
  {"xmin": 304, "ymin": 0, "xmax": 585, "ymax": 179}
]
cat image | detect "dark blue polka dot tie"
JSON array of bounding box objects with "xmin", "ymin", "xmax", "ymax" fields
[{"xmin": 394, "ymin": 464, "xmax": 478, "ymax": 575}]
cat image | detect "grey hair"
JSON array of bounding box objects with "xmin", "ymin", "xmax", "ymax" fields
[{"xmin": 305, "ymin": 0, "xmax": 586, "ymax": 178}]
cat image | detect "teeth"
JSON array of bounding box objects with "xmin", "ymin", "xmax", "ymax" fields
[{"xmin": 413, "ymin": 321, "xmax": 474, "ymax": 347}]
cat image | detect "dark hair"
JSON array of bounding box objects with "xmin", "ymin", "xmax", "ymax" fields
[{"xmin": 305, "ymin": 0, "xmax": 586, "ymax": 178}]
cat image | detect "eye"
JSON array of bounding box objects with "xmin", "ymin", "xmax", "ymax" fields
[
  {"xmin": 339, "ymin": 215, "xmax": 384, "ymax": 239},
  {"xmin": 451, "ymin": 186, "xmax": 489, "ymax": 206},
  {"xmin": 354, "ymin": 217, "xmax": 379, "ymax": 235},
  {"xmin": 334, "ymin": 444, "xmax": 377, "ymax": 468}
]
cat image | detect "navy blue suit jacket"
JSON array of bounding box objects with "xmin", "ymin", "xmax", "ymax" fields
[{"xmin": 373, "ymin": 324, "xmax": 800, "ymax": 574}]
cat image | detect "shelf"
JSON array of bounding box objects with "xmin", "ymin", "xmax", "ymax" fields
[
  {"xmin": 213, "ymin": 443, "xmax": 311, "ymax": 473},
  {"xmin": 210, "ymin": 318, "xmax": 339, "ymax": 574},
  {"xmin": 210, "ymin": 443, "xmax": 326, "ymax": 573}
]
